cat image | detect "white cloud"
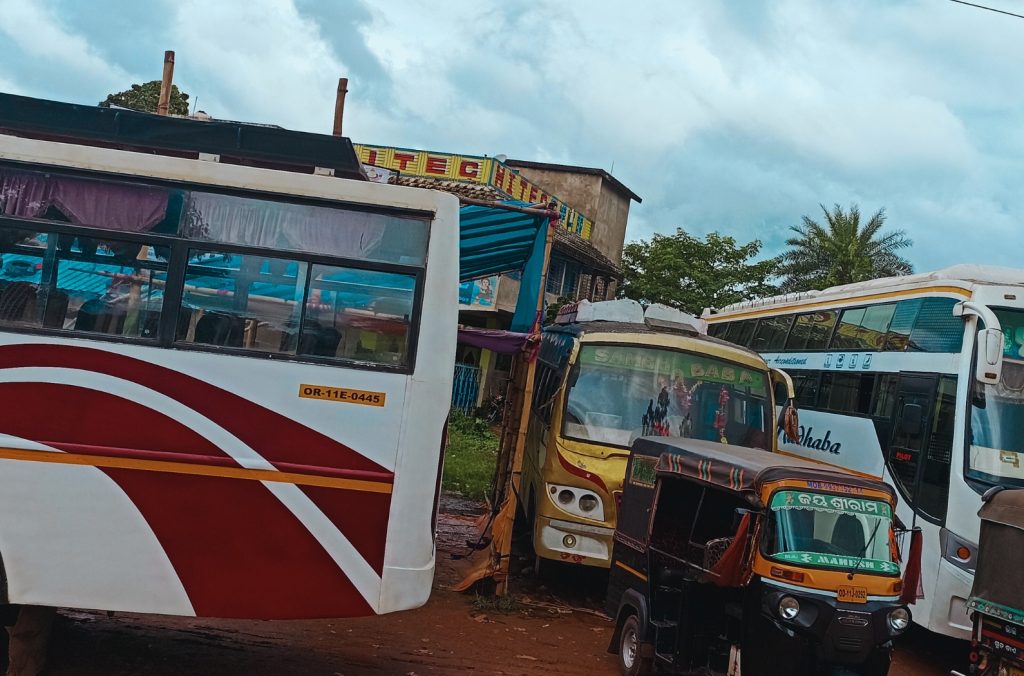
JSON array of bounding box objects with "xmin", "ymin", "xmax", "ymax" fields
[{"xmin": 0, "ymin": 0, "xmax": 133, "ymax": 93}]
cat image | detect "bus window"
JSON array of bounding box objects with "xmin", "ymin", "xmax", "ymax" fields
[
  {"xmin": 908, "ymin": 298, "xmax": 963, "ymax": 352},
  {"xmin": 750, "ymin": 314, "xmax": 793, "ymax": 351},
  {"xmin": 805, "ymin": 310, "xmax": 838, "ymax": 349},
  {"xmin": 302, "ymin": 264, "xmax": 414, "ymax": 366},
  {"xmin": 820, "ymin": 373, "xmax": 874, "ymax": 415},
  {"xmin": 831, "ymin": 305, "xmax": 895, "ymax": 351},
  {"xmin": 0, "ymin": 229, "xmax": 48, "ymax": 328},
  {"xmin": 919, "ymin": 376, "xmax": 956, "ymax": 521},
  {"xmin": 53, "ymin": 234, "xmax": 168, "ymax": 338},
  {"xmin": 729, "ymin": 319, "xmax": 757, "ymax": 347},
  {"xmin": 884, "ymin": 299, "xmax": 922, "ymax": 351},
  {"xmin": 786, "ymin": 314, "xmax": 815, "ymax": 351},
  {"xmin": 182, "ymin": 191, "xmax": 429, "ymax": 266},
  {"xmin": 790, "ymin": 372, "xmax": 821, "ymax": 408},
  {"xmin": 177, "ymin": 250, "xmax": 307, "ymax": 353}
]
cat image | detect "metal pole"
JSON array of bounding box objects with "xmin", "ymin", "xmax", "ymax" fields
[
  {"xmin": 332, "ymin": 78, "xmax": 349, "ymax": 136},
  {"xmin": 156, "ymin": 51, "xmax": 175, "ymax": 116}
]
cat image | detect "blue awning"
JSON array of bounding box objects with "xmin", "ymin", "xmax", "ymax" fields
[{"xmin": 459, "ymin": 201, "xmax": 551, "ymax": 332}]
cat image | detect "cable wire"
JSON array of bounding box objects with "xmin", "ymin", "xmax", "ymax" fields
[{"xmin": 949, "ymin": 0, "xmax": 1024, "ymax": 20}]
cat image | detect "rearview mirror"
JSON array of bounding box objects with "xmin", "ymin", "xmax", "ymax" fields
[
  {"xmin": 900, "ymin": 403, "xmax": 924, "ymax": 436},
  {"xmin": 976, "ymin": 328, "xmax": 1004, "ymax": 385}
]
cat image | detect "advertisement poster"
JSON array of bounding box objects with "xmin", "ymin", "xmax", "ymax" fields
[{"xmin": 459, "ymin": 276, "xmax": 498, "ymax": 309}]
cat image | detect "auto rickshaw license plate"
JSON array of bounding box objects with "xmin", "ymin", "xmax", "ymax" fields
[{"xmin": 837, "ymin": 585, "xmax": 868, "ymax": 604}]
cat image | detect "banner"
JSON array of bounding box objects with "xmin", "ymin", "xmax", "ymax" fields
[{"xmin": 355, "ymin": 144, "xmax": 594, "ymax": 240}]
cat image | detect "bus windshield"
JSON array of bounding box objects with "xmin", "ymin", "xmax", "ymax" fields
[
  {"xmin": 969, "ymin": 308, "xmax": 1024, "ymax": 487},
  {"xmin": 562, "ymin": 344, "xmax": 771, "ymax": 450},
  {"xmin": 766, "ymin": 490, "xmax": 899, "ymax": 575}
]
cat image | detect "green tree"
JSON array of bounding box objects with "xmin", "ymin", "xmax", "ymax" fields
[
  {"xmin": 99, "ymin": 81, "xmax": 191, "ymax": 116},
  {"xmin": 619, "ymin": 229, "xmax": 780, "ymax": 315},
  {"xmin": 778, "ymin": 204, "xmax": 913, "ymax": 293}
]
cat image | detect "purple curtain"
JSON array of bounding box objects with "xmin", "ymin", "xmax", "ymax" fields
[
  {"xmin": 183, "ymin": 192, "xmax": 393, "ymax": 261},
  {"xmin": 0, "ymin": 168, "xmax": 169, "ymax": 232}
]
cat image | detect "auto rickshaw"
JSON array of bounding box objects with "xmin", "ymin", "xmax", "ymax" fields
[
  {"xmin": 958, "ymin": 487, "xmax": 1024, "ymax": 675},
  {"xmin": 606, "ymin": 437, "xmax": 920, "ymax": 676}
]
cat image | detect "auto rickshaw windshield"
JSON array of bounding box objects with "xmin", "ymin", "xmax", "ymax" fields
[{"xmin": 765, "ymin": 490, "xmax": 900, "ymax": 576}]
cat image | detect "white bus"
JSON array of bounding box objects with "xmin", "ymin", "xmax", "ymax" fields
[
  {"xmin": 702, "ymin": 265, "xmax": 1024, "ymax": 638},
  {"xmin": 0, "ymin": 94, "xmax": 458, "ymax": 620}
]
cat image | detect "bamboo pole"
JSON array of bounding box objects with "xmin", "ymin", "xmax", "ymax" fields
[
  {"xmin": 156, "ymin": 51, "xmax": 175, "ymax": 116},
  {"xmin": 495, "ymin": 216, "xmax": 555, "ymax": 597},
  {"xmin": 332, "ymin": 78, "xmax": 349, "ymax": 137}
]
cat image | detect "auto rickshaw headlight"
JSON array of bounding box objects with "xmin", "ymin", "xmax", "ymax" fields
[
  {"xmin": 557, "ymin": 490, "xmax": 574, "ymax": 505},
  {"xmin": 579, "ymin": 494, "xmax": 599, "ymax": 512},
  {"xmin": 887, "ymin": 607, "xmax": 911, "ymax": 634},
  {"xmin": 778, "ymin": 595, "xmax": 800, "ymax": 620}
]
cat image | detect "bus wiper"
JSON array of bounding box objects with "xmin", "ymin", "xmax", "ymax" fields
[{"xmin": 846, "ymin": 520, "xmax": 882, "ymax": 581}]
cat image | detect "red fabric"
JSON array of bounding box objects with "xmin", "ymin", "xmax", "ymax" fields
[
  {"xmin": 709, "ymin": 512, "xmax": 752, "ymax": 587},
  {"xmin": 900, "ymin": 528, "xmax": 925, "ymax": 605}
]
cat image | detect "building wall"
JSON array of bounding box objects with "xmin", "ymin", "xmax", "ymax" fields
[{"xmin": 505, "ymin": 165, "xmax": 631, "ymax": 266}]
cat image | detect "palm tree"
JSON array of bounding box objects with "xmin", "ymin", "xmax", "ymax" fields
[{"xmin": 778, "ymin": 203, "xmax": 913, "ymax": 293}]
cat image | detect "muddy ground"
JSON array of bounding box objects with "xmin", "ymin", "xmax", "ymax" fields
[{"xmin": 40, "ymin": 495, "xmax": 960, "ymax": 675}]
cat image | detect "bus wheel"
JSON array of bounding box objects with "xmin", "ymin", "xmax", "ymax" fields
[{"xmin": 618, "ymin": 615, "xmax": 651, "ymax": 676}]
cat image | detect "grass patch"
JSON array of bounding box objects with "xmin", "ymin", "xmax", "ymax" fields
[
  {"xmin": 471, "ymin": 592, "xmax": 520, "ymax": 614},
  {"xmin": 443, "ymin": 410, "xmax": 500, "ymax": 500}
]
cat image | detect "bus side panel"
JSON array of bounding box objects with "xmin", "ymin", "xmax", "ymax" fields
[
  {"xmin": 0, "ymin": 335, "xmax": 410, "ymax": 619},
  {"xmin": 378, "ymin": 191, "xmax": 459, "ymax": 615}
]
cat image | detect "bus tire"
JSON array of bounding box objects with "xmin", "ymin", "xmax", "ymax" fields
[{"xmin": 618, "ymin": 614, "xmax": 651, "ymax": 676}]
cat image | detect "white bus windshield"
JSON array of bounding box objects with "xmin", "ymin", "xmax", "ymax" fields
[
  {"xmin": 969, "ymin": 308, "xmax": 1024, "ymax": 487},
  {"xmin": 562, "ymin": 344, "xmax": 771, "ymax": 449},
  {"xmin": 766, "ymin": 490, "xmax": 899, "ymax": 575}
]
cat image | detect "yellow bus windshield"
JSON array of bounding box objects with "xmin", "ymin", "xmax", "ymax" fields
[{"xmin": 562, "ymin": 344, "xmax": 771, "ymax": 449}]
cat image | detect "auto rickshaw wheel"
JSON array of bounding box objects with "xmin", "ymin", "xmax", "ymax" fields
[{"xmin": 618, "ymin": 614, "xmax": 651, "ymax": 676}]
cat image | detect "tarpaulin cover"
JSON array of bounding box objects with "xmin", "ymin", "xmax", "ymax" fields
[
  {"xmin": 970, "ymin": 489, "xmax": 1024, "ymax": 617},
  {"xmin": 457, "ymin": 326, "xmax": 531, "ymax": 354},
  {"xmin": 458, "ymin": 201, "xmax": 550, "ymax": 333}
]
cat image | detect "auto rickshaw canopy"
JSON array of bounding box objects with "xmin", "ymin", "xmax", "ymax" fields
[
  {"xmin": 631, "ymin": 437, "xmax": 897, "ymax": 507},
  {"xmin": 971, "ymin": 488, "xmax": 1024, "ymax": 623}
]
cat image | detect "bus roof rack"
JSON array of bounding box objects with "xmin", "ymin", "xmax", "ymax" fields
[
  {"xmin": 0, "ymin": 92, "xmax": 366, "ymax": 181},
  {"xmin": 555, "ymin": 299, "xmax": 707, "ymax": 334}
]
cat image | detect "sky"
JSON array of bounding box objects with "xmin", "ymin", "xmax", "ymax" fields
[{"xmin": 0, "ymin": 0, "xmax": 1021, "ymax": 271}]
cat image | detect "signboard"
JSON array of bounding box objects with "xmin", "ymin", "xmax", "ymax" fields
[
  {"xmin": 773, "ymin": 551, "xmax": 899, "ymax": 574},
  {"xmin": 354, "ymin": 144, "xmax": 595, "ymax": 240},
  {"xmin": 458, "ymin": 275, "xmax": 498, "ymax": 309}
]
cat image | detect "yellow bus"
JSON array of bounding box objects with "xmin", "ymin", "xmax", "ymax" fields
[{"xmin": 521, "ymin": 299, "xmax": 796, "ymax": 570}]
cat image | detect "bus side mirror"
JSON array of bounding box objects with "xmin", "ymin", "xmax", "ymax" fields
[
  {"xmin": 899, "ymin": 403, "xmax": 924, "ymax": 436},
  {"xmin": 976, "ymin": 328, "xmax": 1004, "ymax": 385}
]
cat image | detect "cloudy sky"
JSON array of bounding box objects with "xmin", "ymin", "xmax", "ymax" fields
[{"xmin": 0, "ymin": 0, "xmax": 1021, "ymax": 271}]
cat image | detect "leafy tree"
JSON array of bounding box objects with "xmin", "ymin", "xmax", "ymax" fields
[
  {"xmin": 778, "ymin": 204, "xmax": 913, "ymax": 293},
  {"xmin": 619, "ymin": 229, "xmax": 780, "ymax": 315},
  {"xmin": 99, "ymin": 81, "xmax": 191, "ymax": 116}
]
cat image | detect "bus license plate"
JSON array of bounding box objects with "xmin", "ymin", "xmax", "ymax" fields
[{"xmin": 837, "ymin": 586, "xmax": 868, "ymax": 604}]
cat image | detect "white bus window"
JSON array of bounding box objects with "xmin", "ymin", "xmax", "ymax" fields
[
  {"xmin": 883, "ymin": 299, "xmax": 921, "ymax": 351},
  {"xmin": 52, "ymin": 235, "xmax": 168, "ymax": 338},
  {"xmin": 177, "ymin": 250, "xmax": 307, "ymax": 354},
  {"xmin": 750, "ymin": 314, "xmax": 793, "ymax": 351},
  {"xmin": 907, "ymin": 298, "xmax": 963, "ymax": 352},
  {"xmin": 805, "ymin": 310, "xmax": 838, "ymax": 349},
  {"xmin": 785, "ymin": 314, "xmax": 815, "ymax": 350},
  {"xmin": 831, "ymin": 305, "xmax": 896, "ymax": 351},
  {"xmin": 301, "ymin": 264, "xmax": 414, "ymax": 367},
  {"xmin": 0, "ymin": 230, "xmax": 48, "ymax": 327},
  {"xmin": 182, "ymin": 192, "xmax": 428, "ymax": 266}
]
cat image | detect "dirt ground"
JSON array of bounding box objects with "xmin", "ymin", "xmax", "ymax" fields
[{"xmin": 39, "ymin": 495, "xmax": 960, "ymax": 675}]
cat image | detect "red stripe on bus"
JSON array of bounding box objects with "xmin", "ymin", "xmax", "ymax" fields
[
  {"xmin": 101, "ymin": 467, "xmax": 377, "ymax": 619},
  {"xmin": 0, "ymin": 343, "xmax": 391, "ymax": 476},
  {"xmin": 300, "ymin": 485, "xmax": 391, "ymax": 575},
  {"xmin": 556, "ymin": 448, "xmax": 609, "ymax": 493}
]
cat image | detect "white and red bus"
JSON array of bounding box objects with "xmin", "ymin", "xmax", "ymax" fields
[{"xmin": 0, "ymin": 95, "xmax": 458, "ymax": 620}]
